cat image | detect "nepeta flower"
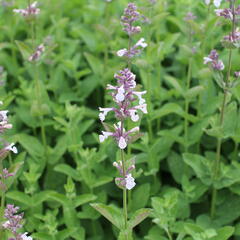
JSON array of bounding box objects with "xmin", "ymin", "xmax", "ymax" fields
[
  {"xmin": 99, "ymin": 68, "xmax": 147, "ymax": 123},
  {"xmin": 99, "ymin": 123, "xmax": 139, "ymax": 149},
  {"xmin": 215, "ymin": 8, "xmax": 233, "ymax": 19},
  {"xmin": 29, "ymin": 44, "xmax": 45, "ymax": 62},
  {"xmin": 5, "ymin": 143, "xmax": 18, "ymax": 154},
  {"xmin": 121, "ymin": 3, "xmax": 141, "ymax": 35},
  {"xmin": 3, "ymin": 205, "xmax": 23, "ymax": 234},
  {"xmin": 13, "ymin": 2, "xmax": 40, "ymax": 18},
  {"xmin": 113, "ymin": 160, "xmax": 136, "ymax": 190},
  {"xmin": 184, "ymin": 12, "xmax": 197, "ymax": 21},
  {"xmin": 3, "ymin": 205, "xmax": 33, "ymax": 240},
  {"xmin": 0, "ymin": 110, "xmax": 13, "ymax": 132},
  {"xmin": 235, "ymin": 71, "xmax": 240, "ymax": 78},
  {"xmin": 117, "ymin": 38, "xmax": 147, "ymax": 58},
  {"xmin": 205, "ymin": 0, "xmax": 222, "ymax": 7},
  {"xmin": 203, "ymin": 49, "xmax": 224, "ymax": 70},
  {"xmin": 0, "ymin": 168, "xmax": 14, "ymax": 179},
  {"xmin": 21, "ymin": 233, "xmax": 33, "ymax": 240},
  {"xmin": 223, "ymin": 30, "xmax": 240, "ymax": 43}
]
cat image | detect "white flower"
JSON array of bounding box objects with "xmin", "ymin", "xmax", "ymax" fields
[
  {"xmin": 21, "ymin": 232, "xmax": 33, "ymax": 240},
  {"xmin": 117, "ymin": 48, "xmax": 128, "ymax": 57},
  {"xmin": 115, "ymin": 85, "xmax": 125, "ymax": 102},
  {"xmin": 99, "ymin": 131, "xmax": 113, "ymax": 143},
  {"xmin": 118, "ymin": 136, "xmax": 127, "ymax": 149},
  {"xmin": 214, "ymin": 0, "xmax": 222, "ymax": 8},
  {"xmin": 133, "ymin": 91, "xmax": 147, "ymax": 105},
  {"xmin": 205, "ymin": 0, "xmax": 211, "ymax": 5},
  {"xmin": 99, "ymin": 107, "xmax": 113, "ymax": 121},
  {"xmin": 136, "ymin": 38, "xmax": 148, "ymax": 48},
  {"xmin": 128, "ymin": 127, "xmax": 140, "ymax": 134},
  {"xmin": 203, "ymin": 57, "xmax": 213, "ymax": 64},
  {"xmin": 5, "ymin": 143, "xmax": 18, "ymax": 154},
  {"xmin": 125, "ymin": 174, "xmax": 136, "ymax": 190},
  {"xmin": 0, "ymin": 110, "xmax": 8, "ymax": 121},
  {"xmin": 135, "ymin": 104, "xmax": 148, "ymax": 114},
  {"xmin": 2, "ymin": 220, "xmax": 10, "ymax": 229},
  {"xmin": 129, "ymin": 109, "xmax": 139, "ymax": 122}
]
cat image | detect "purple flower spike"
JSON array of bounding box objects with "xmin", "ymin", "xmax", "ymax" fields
[
  {"xmin": 13, "ymin": 1, "xmax": 40, "ymax": 18},
  {"xmin": 121, "ymin": 3, "xmax": 141, "ymax": 35},
  {"xmin": 29, "ymin": 44, "xmax": 45, "ymax": 62},
  {"xmin": 203, "ymin": 49, "xmax": 224, "ymax": 70},
  {"xmin": 184, "ymin": 12, "xmax": 197, "ymax": 21},
  {"xmin": 113, "ymin": 159, "xmax": 136, "ymax": 190}
]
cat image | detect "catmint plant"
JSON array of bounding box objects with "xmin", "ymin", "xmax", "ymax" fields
[
  {"xmin": 92, "ymin": 2, "xmax": 150, "ymax": 239},
  {"xmin": 13, "ymin": 1, "xmax": 47, "ymax": 157},
  {"xmin": 0, "ymin": 100, "xmax": 28, "ymax": 239},
  {"xmin": 2, "ymin": 204, "xmax": 32, "ymax": 240},
  {"xmin": 203, "ymin": 0, "xmax": 240, "ymax": 218}
]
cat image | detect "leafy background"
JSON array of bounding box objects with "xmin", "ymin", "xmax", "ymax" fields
[{"xmin": 1, "ymin": 0, "xmax": 240, "ymax": 239}]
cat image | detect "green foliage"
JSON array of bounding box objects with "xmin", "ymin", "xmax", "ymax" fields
[{"xmin": 1, "ymin": 0, "xmax": 240, "ymax": 239}]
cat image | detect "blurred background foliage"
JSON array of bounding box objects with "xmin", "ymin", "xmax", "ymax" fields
[{"xmin": 1, "ymin": 0, "xmax": 240, "ymax": 239}]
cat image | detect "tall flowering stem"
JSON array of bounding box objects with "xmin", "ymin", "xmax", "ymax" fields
[
  {"xmin": 98, "ymin": 2, "xmax": 148, "ymax": 237},
  {"xmin": 0, "ymin": 103, "xmax": 18, "ymax": 238},
  {"xmin": 204, "ymin": 0, "xmax": 239, "ymax": 218},
  {"xmin": 13, "ymin": 1, "xmax": 48, "ymax": 158}
]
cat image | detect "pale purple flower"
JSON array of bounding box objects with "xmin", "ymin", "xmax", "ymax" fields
[
  {"xmin": 215, "ymin": 8, "xmax": 233, "ymax": 19},
  {"xmin": 5, "ymin": 143, "xmax": 18, "ymax": 154},
  {"xmin": 0, "ymin": 168, "xmax": 14, "ymax": 179},
  {"xmin": 184, "ymin": 12, "xmax": 197, "ymax": 21},
  {"xmin": 29, "ymin": 44, "xmax": 45, "ymax": 62},
  {"xmin": 13, "ymin": 1, "xmax": 40, "ymax": 18},
  {"xmin": 235, "ymin": 71, "xmax": 240, "ymax": 78},
  {"xmin": 117, "ymin": 38, "xmax": 147, "ymax": 58},
  {"xmin": 121, "ymin": 2, "xmax": 141, "ymax": 35},
  {"xmin": 21, "ymin": 233, "xmax": 33, "ymax": 240},
  {"xmin": 223, "ymin": 30, "xmax": 240, "ymax": 43},
  {"xmin": 113, "ymin": 159, "xmax": 136, "ymax": 190},
  {"xmin": 203, "ymin": 49, "xmax": 224, "ymax": 70},
  {"xmin": 99, "ymin": 68, "xmax": 147, "ymax": 123},
  {"xmin": 99, "ymin": 122, "xmax": 139, "ymax": 149},
  {"xmin": 0, "ymin": 110, "xmax": 13, "ymax": 133},
  {"xmin": 205, "ymin": 0, "xmax": 222, "ymax": 7},
  {"xmin": 2, "ymin": 204, "xmax": 23, "ymax": 234}
]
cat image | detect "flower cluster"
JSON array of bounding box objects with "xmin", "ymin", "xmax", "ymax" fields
[
  {"xmin": 184, "ymin": 12, "xmax": 197, "ymax": 21},
  {"xmin": 215, "ymin": 5, "xmax": 240, "ymax": 19},
  {"xmin": 205, "ymin": 0, "xmax": 222, "ymax": 8},
  {"xmin": 203, "ymin": 49, "xmax": 224, "ymax": 70},
  {"xmin": 0, "ymin": 105, "xmax": 18, "ymax": 158},
  {"xmin": 2, "ymin": 204, "xmax": 32, "ymax": 240},
  {"xmin": 99, "ymin": 2, "xmax": 147, "ymax": 191},
  {"xmin": 29, "ymin": 44, "xmax": 45, "ymax": 62},
  {"xmin": 113, "ymin": 159, "xmax": 136, "ymax": 190},
  {"xmin": 121, "ymin": 2, "xmax": 141, "ymax": 35},
  {"xmin": 13, "ymin": 2, "xmax": 40, "ymax": 18},
  {"xmin": 117, "ymin": 38, "xmax": 147, "ymax": 58}
]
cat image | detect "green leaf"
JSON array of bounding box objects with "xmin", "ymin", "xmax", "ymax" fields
[
  {"xmin": 185, "ymin": 86, "xmax": 204, "ymax": 99},
  {"xmin": 183, "ymin": 153, "xmax": 212, "ymax": 186},
  {"xmin": 54, "ymin": 164, "xmax": 82, "ymax": 181},
  {"xmin": 128, "ymin": 208, "xmax": 151, "ymax": 229},
  {"xmin": 74, "ymin": 194, "xmax": 97, "ymax": 207},
  {"xmin": 15, "ymin": 40, "xmax": 32, "ymax": 60},
  {"xmin": 90, "ymin": 203, "xmax": 124, "ymax": 230},
  {"xmin": 212, "ymin": 226, "xmax": 235, "ymax": 240},
  {"xmin": 132, "ymin": 183, "xmax": 150, "ymax": 211}
]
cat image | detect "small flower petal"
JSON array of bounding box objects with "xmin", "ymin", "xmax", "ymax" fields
[{"xmin": 118, "ymin": 136, "xmax": 127, "ymax": 149}]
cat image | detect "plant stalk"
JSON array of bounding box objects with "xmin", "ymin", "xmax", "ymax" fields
[{"xmin": 210, "ymin": 0, "xmax": 235, "ymax": 218}]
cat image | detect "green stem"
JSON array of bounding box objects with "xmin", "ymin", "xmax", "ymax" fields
[
  {"xmin": 184, "ymin": 58, "xmax": 192, "ymax": 152},
  {"xmin": 0, "ymin": 160, "xmax": 5, "ymax": 238},
  {"xmin": 121, "ymin": 149, "xmax": 128, "ymax": 232},
  {"xmin": 165, "ymin": 228, "xmax": 173, "ymax": 240},
  {"xmin": 210, "ymin": 0, "xmax": 235, "ymax": 217}
]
